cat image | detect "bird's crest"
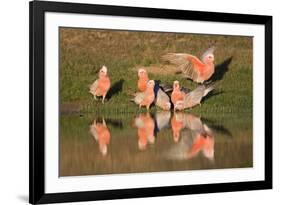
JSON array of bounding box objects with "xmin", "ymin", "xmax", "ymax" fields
[
  {"xmin": 138, "ymin": 68, "xmax": 147, "ymax": 73},
  {"xmin": 101, "ymin": 65, "xmax": 107, "ymax": 73}
]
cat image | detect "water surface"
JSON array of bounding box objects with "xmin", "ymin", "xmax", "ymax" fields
[{"xmin": 59, "ymin": 112, "xmax": 252, "ymax": 176}]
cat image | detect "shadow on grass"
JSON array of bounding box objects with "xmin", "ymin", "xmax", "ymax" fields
[
  {"xmin": 210, "ymin": 56, "xmax": 233, "ymax": 82},
  {"xmin": 107, "ymin": 79, "xmax": 125, "ymax": 100}
]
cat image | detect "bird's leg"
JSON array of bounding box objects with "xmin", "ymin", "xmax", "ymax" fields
[
  {"xmin": 146, "ymin": 105, "xmax": 150, "ymax": 111},
  {"xmin": 93, "ymin": 95, "xmax": 97, "ymax": 100}
]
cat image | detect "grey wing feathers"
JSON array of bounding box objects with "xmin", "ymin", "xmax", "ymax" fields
[
  {"xmin": 157, "ymin": 89, "xmax": 169, "ymax": 101},
  {"xmin": 133, "ymin": 92, "xmax": 145, "ymax": 104},
  {"xmin": 161, "ymin": 53, "xmax": 188, "ymax": 65},
  {"xmin": 183, "ymin": 86, "xmax": 205, "ymax": 108},
  {"xmin": 162, "ymin": 53, "xmax": 198, "ymax": 80},
  {"xmin": 89, "ymin": 80, "xmax": 98, "ymax": 94},
  {"xmin": 156, "ymin": 89, "xmax": 170, "ymax": 109},
  {"xmin": 183, "ymin": 85, "xmax": 214, "ymax": 108},
  {"xmin": 159, "ymin": 82, "xmax": 173, "ymax": 92},
  {"xmin": 203, "ymin": 86, "xmax": 214, "ymax": 97},
  {"xmin": 178, "ymin": 61, "xmax": 198, "ymax": 80}
]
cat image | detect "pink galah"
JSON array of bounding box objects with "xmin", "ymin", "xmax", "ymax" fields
[
  {"xmin": 162, "ymin": 47, "xmax": 215, "ymax": 83},
  {"xmin": 136, "ymin": 68, "xmax": 171, "ymax": 110},
  {"xmin": 89, "ymin": 65, "xmax": 111, "ymax": 104},
  {"xmin": 171, "ymin": 80, "xmax": 185, "ymax": 111},
  {"xmin": 137, "ymin": 68, "xmax": 149, "ymax": 92},
  {"xmin": 132, "ymin": 80, "xmax": 155, "ymax": 110}
]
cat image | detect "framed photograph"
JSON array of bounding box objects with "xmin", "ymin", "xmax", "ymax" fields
[{"xmin": 29, "ymin": 0, "xmax": 272, "ymax": 204}]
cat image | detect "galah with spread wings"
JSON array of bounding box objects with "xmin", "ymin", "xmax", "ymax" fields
[{"xmin": 162, "ymin": 47, "xmax": 215, "ymax": 83}]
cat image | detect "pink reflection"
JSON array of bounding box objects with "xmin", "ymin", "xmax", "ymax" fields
[
  {"xmin": 134, "ymin": 113, "xmax": 155, "ymax": 150},
  {"xmin": 90, "ymin": 119, "xmax": 111, "ymax": 156}
]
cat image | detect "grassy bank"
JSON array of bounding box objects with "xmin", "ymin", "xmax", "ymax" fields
[{"xmin": 59, "ymin": 28, "xmax": 253, "ymax": 114}]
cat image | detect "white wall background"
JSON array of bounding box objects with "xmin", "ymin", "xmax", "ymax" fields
[{"xmin": 0, "ymin": 0, "xmax": 279, "ymax": 204}]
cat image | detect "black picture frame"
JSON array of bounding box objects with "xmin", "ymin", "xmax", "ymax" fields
[{"xmin": 29, "ymin": 0, "xmax": 272, "ymax": 204}]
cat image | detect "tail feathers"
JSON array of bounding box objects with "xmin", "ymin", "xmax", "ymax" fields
[{"xmin": 203, "ymin": 86, "xmax": 214, "ymax": 97}]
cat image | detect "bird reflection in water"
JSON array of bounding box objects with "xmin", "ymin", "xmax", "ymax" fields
[
  {"xmin": 166, "ymin": 113, "xmax": 216, "ymax": 161},
  {"xmin": 89, "ymin": 112, "xmax": 230, "ymax": 161},
  {"xmin": 89, "ymin": 118, "xmax": 111, "ymax": 156},
  {"xmin": 184, "ymin": 114, "xmax": 214, "ymax": 160},
  {"xmin": 134, "ymin": 113, "xmax": 155, "ymax": 150},
  {"xmin": 171, "ymin": 112, "xmax": 185, "ymax": 143},
  {"xmin": 154, "ymin": 111, "xmax": 171, "ymax": 136}
]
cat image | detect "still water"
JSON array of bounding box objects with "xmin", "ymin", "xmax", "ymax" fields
[{"xmin": 59, "ymin": 112, "xmax": 252, "ymax": 176}]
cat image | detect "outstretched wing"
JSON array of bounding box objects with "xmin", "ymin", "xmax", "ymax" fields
[
  {"xmin": 183, "ymin": 86, "xmax": 205, "ymax": 108},
  {"xmin": 162, "ymin": 53, "xmax": 204, "ymax": 80}
]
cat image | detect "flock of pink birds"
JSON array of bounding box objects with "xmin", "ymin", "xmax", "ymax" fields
[{"xmin": 89, "ymin": 47, "xmax": 216, "ymax": 111}]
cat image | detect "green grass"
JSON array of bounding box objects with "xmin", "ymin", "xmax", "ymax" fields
[{"xmin": 59, "ymin": 28, "xmax": 253, "ymax": 114}]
